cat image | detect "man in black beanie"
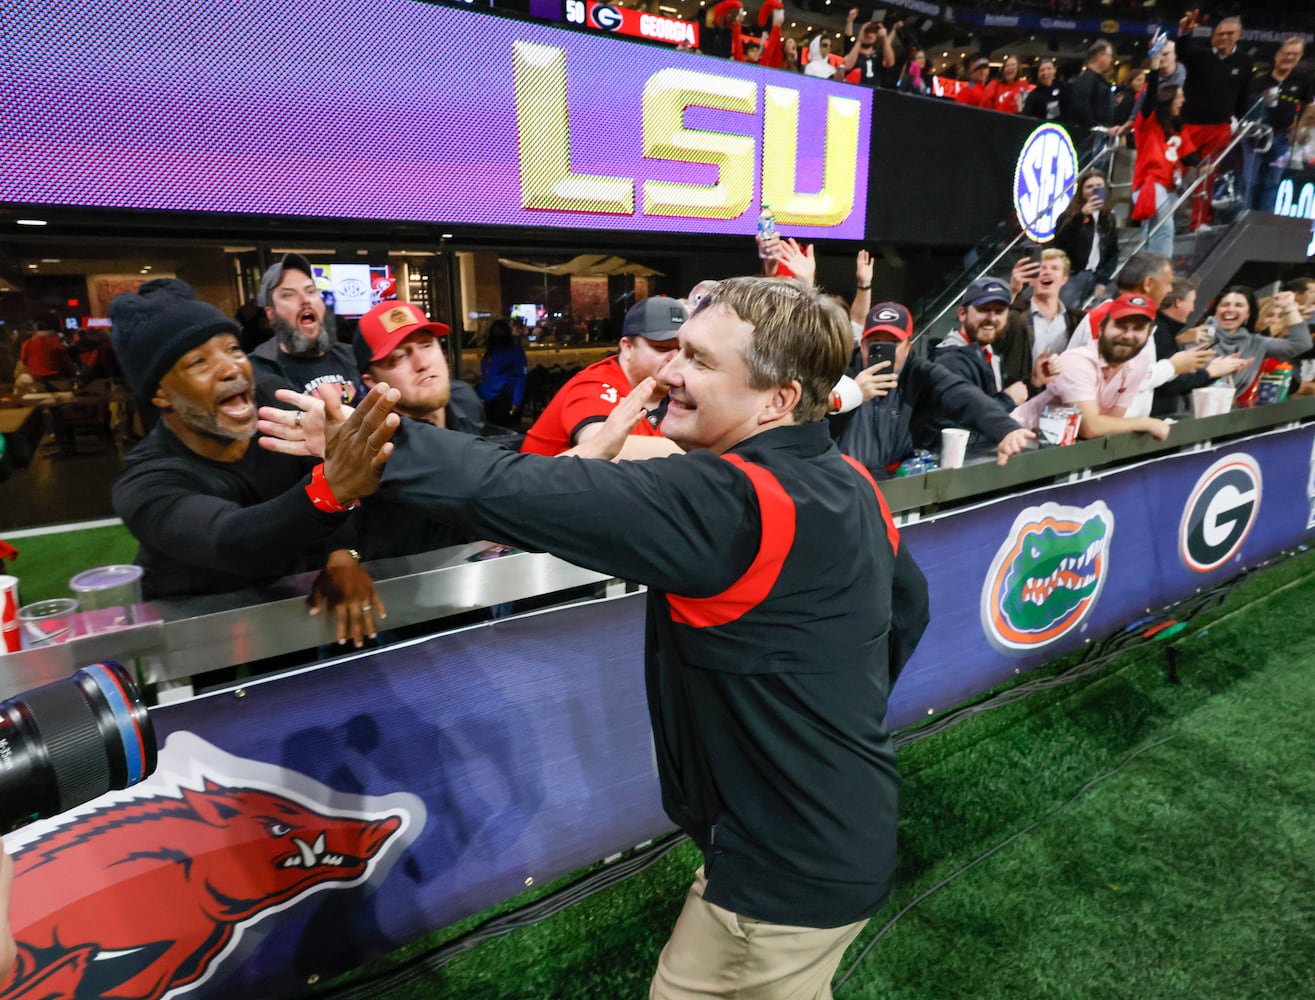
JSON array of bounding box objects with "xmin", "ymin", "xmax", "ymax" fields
[
  {"xmin": 109, "ymin": 278, "xmax": 383, "ymax": 646},
  {"xmin": 250, "ymin": 254, "xmax": 364, "ymax": 405}
]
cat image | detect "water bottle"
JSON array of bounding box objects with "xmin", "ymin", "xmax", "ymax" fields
[{"xmin": 756, "ymin": 206, "xmax": 776, "ymax": 258}]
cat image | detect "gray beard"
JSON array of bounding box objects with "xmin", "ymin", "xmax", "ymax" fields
[
  {"xmin": 167, "ymin": 385, "xmax": 256, "ymax": 442},
  {"xmin": 273, "ymin": 310, "xmax": 336, "ymax": 357}
]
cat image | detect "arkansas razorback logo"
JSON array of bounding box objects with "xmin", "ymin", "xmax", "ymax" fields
[{"xmin": 1, "ymin": 732, "xmax": 420, "ymax": 1000}]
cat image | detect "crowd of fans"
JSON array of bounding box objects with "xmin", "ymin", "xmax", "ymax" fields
[{"xmin": 685, "ymin": 4, "xmax": 1312, "ymax": 218}]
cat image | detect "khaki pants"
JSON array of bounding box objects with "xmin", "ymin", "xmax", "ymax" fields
[{"xmin": 650, "ymin": 868, "xmax": 868, "ymax": 1000}]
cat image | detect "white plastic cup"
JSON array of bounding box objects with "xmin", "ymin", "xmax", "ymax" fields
[
  {"xmin": 69, "ymin": 564, "xmax": 144, "ymax": 631},
  {"xmin": 1193, "ymin": 386, "xmax": 1234, "ymax": 418},
  {"xmin": 940, "ymin": 427, "xmax": 970, "ymax": 469},
  {"xmin": 1209, "ymin": 385, "xmax": 1234, "ymax": 415}
]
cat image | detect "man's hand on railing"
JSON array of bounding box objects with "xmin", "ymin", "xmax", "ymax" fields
[
  {"xmin": 996, "ymin": 428, "xmax": 1036, "ymax": 467},
  {"xmin": 311, "ymin": 548, "xmax": 386, "ymax": 648}
]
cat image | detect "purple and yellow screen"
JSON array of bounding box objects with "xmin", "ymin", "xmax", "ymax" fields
[{"xmin": 0, "ymin": 0, "xmax": 870, "ymax": 239}]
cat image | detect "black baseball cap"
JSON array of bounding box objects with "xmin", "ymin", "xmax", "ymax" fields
[{"xmin": 622, "ymin": 296, "xmax": 688, "ymax": 342}]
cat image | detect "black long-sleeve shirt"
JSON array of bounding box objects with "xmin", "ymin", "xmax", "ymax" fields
[
  {"xmin": 112, "ymin": 423, "xmax": 350, "ymax": 598},
  {"xmin": 377, "ymin": 418, "xmax": 929, "ymax": 927},
  {"xmin": 1176, "ymin": 35, "xmax": 1253, "ymax": 125}
]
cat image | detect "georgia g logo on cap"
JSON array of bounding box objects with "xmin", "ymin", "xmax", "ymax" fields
[
  {"xmin": 1128, "ymin": 296, "xmax": 1150, "ymax": 308},
  {"xmin": 876, "ymin": 307, "xmax": 900, "ymax": 322}
]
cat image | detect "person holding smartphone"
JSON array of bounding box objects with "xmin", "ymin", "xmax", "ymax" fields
[
  {"xmin": 1054, "ymin": 168, "xmax": 1119, "ymax": 311},
  {"xmin": 832, "ymin": 301, "xmax": 1035, "ymax": 473}
]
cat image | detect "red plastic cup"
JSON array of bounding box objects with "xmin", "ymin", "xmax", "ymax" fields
[{"xmin": 0, "ymin": 575, "xmax": 20, "ymax": 653}]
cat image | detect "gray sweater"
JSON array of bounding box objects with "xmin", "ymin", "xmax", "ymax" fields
[{"xmin": 1214, "ymin": 320, "xmax": 1312, "ymax": 398}]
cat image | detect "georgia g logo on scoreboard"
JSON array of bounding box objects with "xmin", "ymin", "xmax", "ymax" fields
[
  {"xmin": 1178, "ymin": 454, "xmax": 1261, "ymax": 573},
  {"xmin": 1013, "ymin": 123, "xmax": 1078, "ymax": 243},
  {"xmin": 590, "ymin": 4, "xmax": 623, "ymax": 30}
]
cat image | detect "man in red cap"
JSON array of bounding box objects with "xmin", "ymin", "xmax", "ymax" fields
[
  {"xmin": 353, "ymin": 301, "xmax": 481, "ymax": 433},
  {"xmin": 1011, "ymin": 294, "xmax": 1172, "ymax": 440}
]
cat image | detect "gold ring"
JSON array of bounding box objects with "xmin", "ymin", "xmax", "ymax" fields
[{"xmin": 295, "ymin": 411, "xmax": 303, "ymax": 428}]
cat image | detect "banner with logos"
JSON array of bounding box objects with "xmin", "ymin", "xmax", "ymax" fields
[
  {"xmin": 0, "ymin": 0, "xmax": 869, "ymax": 241},
  {"xmin": 563, "ymin": 0, "xmax": 699, "ymax": 48},
  {"xmin": 5, "ymin": 425, "xmax": 1314, "ymax": 998}
]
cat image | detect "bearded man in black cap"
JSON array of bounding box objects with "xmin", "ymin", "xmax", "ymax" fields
[
  {"xmin": 250, "ymin": 253, "xmax": 364, "ymax": 405},
  {"xmin": 109, "ymin": 278, "xmax": 384, "ymax": 646}
]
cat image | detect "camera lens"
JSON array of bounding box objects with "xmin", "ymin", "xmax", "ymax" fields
[{"xmin": 0, "ymin": 661, "xmax": 157, "ymax": 832}]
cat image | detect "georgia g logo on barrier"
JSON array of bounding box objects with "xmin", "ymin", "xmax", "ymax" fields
[
  {"xmin": 981, "ymin": 501, "xmax": 1114, "ymax": 653},
  {"xmin": 1179, "ymin": 453, "xmax": 1261, "ymax": 573}
]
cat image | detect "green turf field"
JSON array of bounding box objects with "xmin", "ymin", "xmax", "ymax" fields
[
  {"xmin": 322, "ymin": 547, "xmax": 1315, "ymax": 1000},
  {"xmin": 4, "ymin": 524, "xmax": 137, "ymax": 604}
]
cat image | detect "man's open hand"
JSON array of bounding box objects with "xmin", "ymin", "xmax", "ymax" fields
[{"xmin": 322, "ymin": 383, "xmax": 401, "ymax": 504}]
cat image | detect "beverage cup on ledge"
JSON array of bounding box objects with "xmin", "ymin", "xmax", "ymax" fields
[
  {"xmin": 940, "ymin": 427, "xmax": 970, "ymax": 469},
  {"xmin": 18, "ymin": 598, "xmax": 80, "ymax": 646},
  {"xmin": 69, "ymin": 565, "xmax": 144, "ymax": 632}
]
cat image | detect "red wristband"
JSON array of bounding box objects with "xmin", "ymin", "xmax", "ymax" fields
[{"xmin": 305, "ymin": 464, "xmax": 358, "ymax": 513}]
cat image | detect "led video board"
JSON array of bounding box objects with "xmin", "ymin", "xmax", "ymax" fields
[{"xmin": 0, "ymin": 0, "xmax": 871, "ymax": 240}]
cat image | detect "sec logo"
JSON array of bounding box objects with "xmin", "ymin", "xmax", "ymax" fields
[
  {"xmin": 1013, "ymin": 123, "xmax": 1077, "ymax": 243},
  {"xmin": 1178, "ymin": 454, "xmax": 1261, "ymax": 573}
]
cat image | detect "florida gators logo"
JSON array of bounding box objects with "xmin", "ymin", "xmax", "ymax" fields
[
  {"xmin": 981, "ymin": 501, "xmax": 1114, "ymax": 653},
  {"xmin": 1, "ymin": 732, "xmax": 422, "ymax": 1000}
]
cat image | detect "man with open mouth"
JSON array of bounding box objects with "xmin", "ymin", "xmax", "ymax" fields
[
  {"xmin": 109, "ymin": 278, "xmax": 382, "ymax": 647},
  {"xmin": 251, "ymin": 253, "xmax": 364, "ymax": 408}
]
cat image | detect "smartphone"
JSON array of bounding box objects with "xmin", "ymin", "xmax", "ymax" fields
[
  {"xmin": 1091, "ymin": 183, "xmax": 1107, "ymax": 203},
  {"xmin": 866, "ymin": 340, "xmax": 897, "ymax": 369}
]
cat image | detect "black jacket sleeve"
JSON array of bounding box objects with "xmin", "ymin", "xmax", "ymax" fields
[
  {"xmin": 111, "ymin": 465, "xmax": 348, "ymax": 578},
  {"xmin": 934, "ymin": 344, "xmax": 1017, "ymax": 412},
  {"xmin": 377, "ymin": 419, "xmax": 758, "ymax": 597},
  {"xmin": 916, "ymin": 360, "xmax": 1021, "ymax": 443}
]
